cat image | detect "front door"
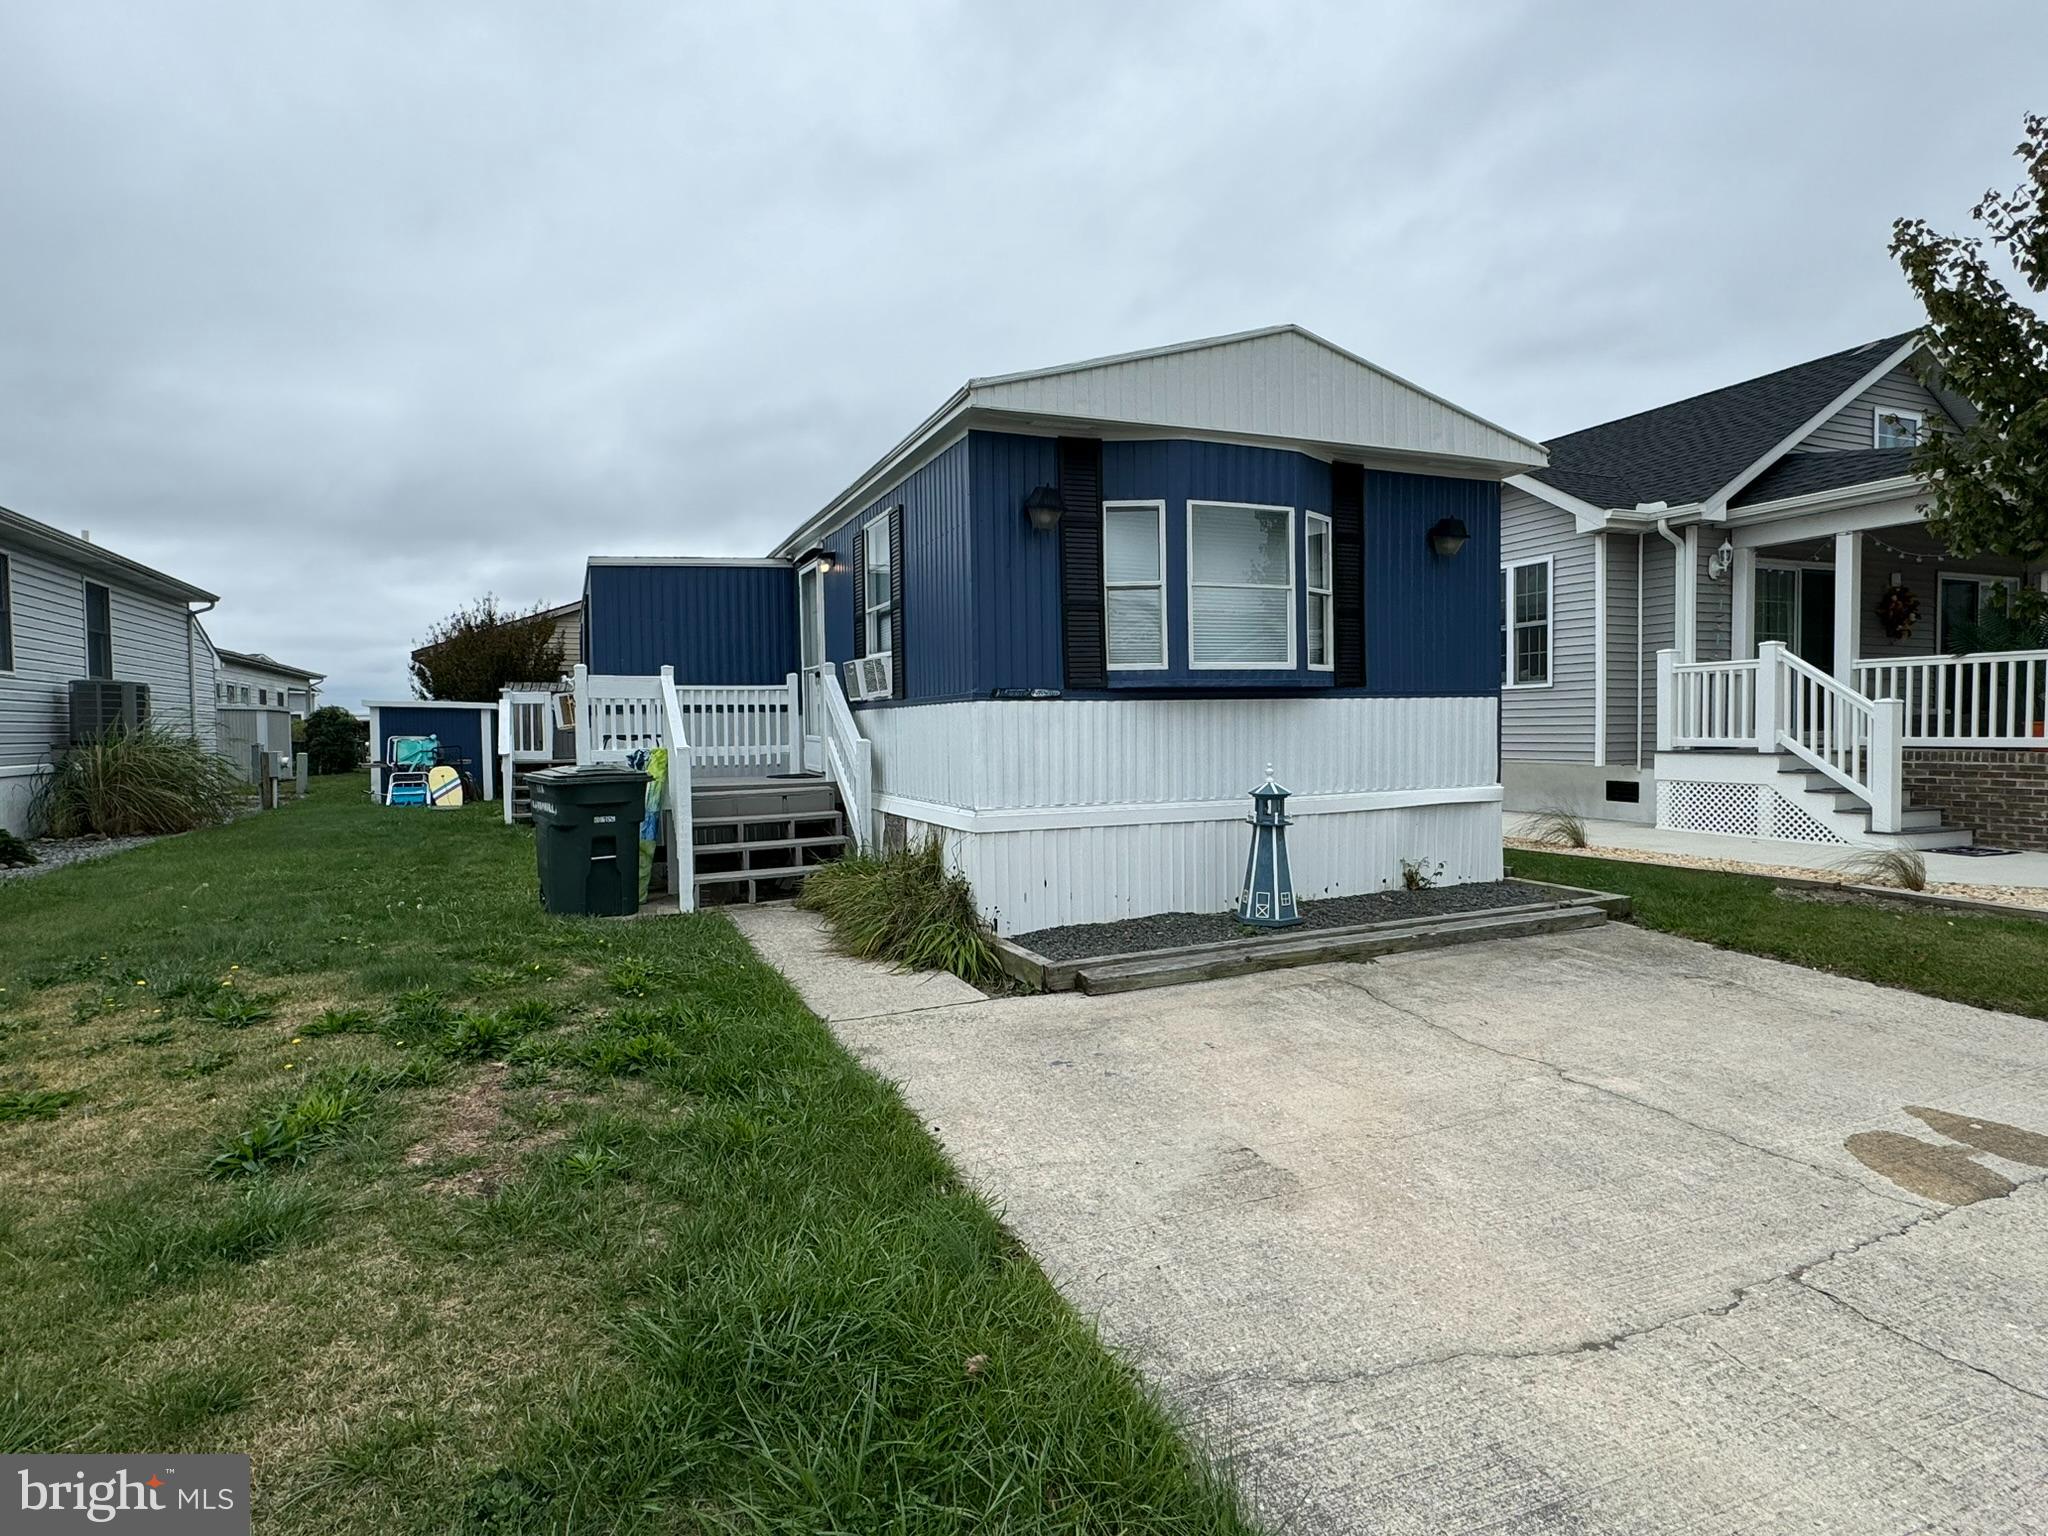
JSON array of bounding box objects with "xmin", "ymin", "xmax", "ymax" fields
[
  {"xmin": 798, "ymin": 561, "xmax": 826, "ymax": 770},
  {"xmin": 1755, "ymin": 563, "xmax": 1833, "ymax": 671}
]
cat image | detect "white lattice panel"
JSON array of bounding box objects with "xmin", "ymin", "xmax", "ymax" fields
[
  {"xmin": 1666, "ymin": 781, "xmax": 1764, "ymax": 837},
  {"xmin": 1767, "ymin": 790, "xmax": 1846, "ymax": 844}
]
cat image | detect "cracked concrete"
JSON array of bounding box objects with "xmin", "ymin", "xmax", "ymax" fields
[{"xmin": 769, "ymin": 917, "xmax": 2048, "ymax": 1533}]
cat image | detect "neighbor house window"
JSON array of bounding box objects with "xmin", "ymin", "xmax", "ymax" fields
[
  {"xmin": 84, "ymin": 581, "xmax": 113, "ymax": 678},
  {"xmin": 0, "ymin": 552, "xmax": 13, "ymax": 672},
  {"xmin": 240, "ymin": 686, "xmax": 250, "ymax": 703},
  {"xmin": 1103, "ymin": 500, "xmax": 1166, "ymax": 669},
  {"xmin": 1938, "ymin": 573, "xmax": 2019, "ymax": 651},
  {"xmin": 1305, "ymin": 512, "xmax": 1333, "ymax": 671},
  {"xmin": 1187, "ymin": 501, "xmax": 1294, "ymax": 668},
  {"xmin": 1874, "ymin": 408, "xmax": 1925, "ymax": 449},
  {"xmin": 1501, "ymin": 558, "xmax": 1551, "ymax": 687},
  {"xmin": 863, "ymin": 510, "xmax": 893, "ymax": 655}
]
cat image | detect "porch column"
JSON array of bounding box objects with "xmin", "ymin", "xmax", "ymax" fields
[
  {"xmin": 1730, "ymin": 545, "xmax": 1756, "ymax": 659},
  {"xmin": 1832, "ymin": 530, "xmax": 1861, "ymax": 686}
]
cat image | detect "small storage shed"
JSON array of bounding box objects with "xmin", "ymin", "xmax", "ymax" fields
[{"xmin": 366, "ymin": 700, "xmax": 499, "ymax": 802}]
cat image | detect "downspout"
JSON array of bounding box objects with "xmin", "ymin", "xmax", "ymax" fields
[
  {"xmin": 187, "ymin": 600, "xmax": 218, "ymax": 744},
  {"xmin": 1655, "ymin": 514, "xmax": 1687, "ymax": 661},
  {"xmin": 1634, "ymin": 533, "xmax": 1645, "ymax": 769}
]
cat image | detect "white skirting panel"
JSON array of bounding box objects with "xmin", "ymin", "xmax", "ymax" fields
[
  {"xmin": 909, "ymin": 801, "xmax": 1503, "ymax": 933},
  {"xmin": 857, "ymin": 695, "xmax": 1504, "ymax": 930}
]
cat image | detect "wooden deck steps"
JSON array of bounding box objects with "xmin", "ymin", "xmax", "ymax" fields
[{"xmin": 691, "ymin": 775, "xmax": 848, "ymax": 905}]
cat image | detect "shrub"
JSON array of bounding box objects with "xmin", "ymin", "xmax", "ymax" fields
[
  {"xmin": 302, "ymin": 706, "xmax": 367, "ymax": 775},
  {"xmin": 1837, "ymin": 848, "xmax": 1929, "ymax": 892},
  {"xmin": 0, "ymin": 830, "xmax": 36, "ymax": 868},
  {"xmin": 797, "ymin": 839, "xmax": 1002, "ymax": 987},
  {"xmin": 29, "ymin": 727, "xmax": 246, "ymax": 838},
  {"xmin": 1525, "ymin": 806, "xmax": 1590, "ymax": 849}
]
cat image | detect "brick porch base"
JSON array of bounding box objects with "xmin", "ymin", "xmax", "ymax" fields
[{"xmin": 1902, "ymin": 748, "xmax": 2048, "ymax": 853}]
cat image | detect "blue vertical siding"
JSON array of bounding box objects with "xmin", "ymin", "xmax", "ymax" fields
[
  {"xmin": 374, "ymin": 705, "xmax": 493, "ymax": 788},
  {"xmin": 584, "ymin": 563, "xmax": 797, "ymax": 683},
  {"xmin": 812, "ymin": 436, "xmax": 976, "ymax": 702},
  {"xmin": 965, "ymin": 430, "xmax": 1496, "ymax": 698},
  {"xmin": 1362, "ymin": 471, "xmax": 1501, "ymax": 697}
]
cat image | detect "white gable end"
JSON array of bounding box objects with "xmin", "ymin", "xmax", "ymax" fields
[{"xmin": 965, "ymin": 326, "xmax": 1545, "ymax": 474}]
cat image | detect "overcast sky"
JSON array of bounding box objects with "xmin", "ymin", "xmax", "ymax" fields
[{"xmin": 3, "ymin": 2, "xmax": 2044, "ymax": 709}]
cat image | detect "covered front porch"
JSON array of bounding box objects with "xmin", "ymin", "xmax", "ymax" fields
[{"xmin": 1658, "ymin": 498, "xmax": 2048, "ymax": 852}]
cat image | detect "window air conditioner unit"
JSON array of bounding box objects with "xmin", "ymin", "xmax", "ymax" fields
[
  {"xmin": 69, "ymin": 680, "xmax": 151, "ymax": 744},
  {"xmin": 842, "ymin": 654, "xmax": 892, "ymax": 702}
]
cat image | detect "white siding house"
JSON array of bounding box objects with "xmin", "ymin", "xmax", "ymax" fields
[
  {"xmin": 0, "ymin": 506, "xmax": 219, "ymax": 835},
  {"xmin": 214, "ymin": 648, "xmax": 323, "ymax": 718}
]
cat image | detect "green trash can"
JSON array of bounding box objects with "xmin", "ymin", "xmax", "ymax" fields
[{"xmin": 529, "ymin": 765, "xmax": 651, "ymax": 917}]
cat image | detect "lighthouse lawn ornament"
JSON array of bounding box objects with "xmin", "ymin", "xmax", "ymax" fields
[{"xmin": 1237, "ymin": 766, "xmax": 1302, "ymax": 928}]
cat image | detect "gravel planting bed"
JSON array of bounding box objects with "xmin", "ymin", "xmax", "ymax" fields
[
  {"xmin": 0, "ymin": 833, "xmax": 163, "ymax": 883},
  {"xmin": 1011, "ymin": 879, "xmax": 1558, "ymax": 961}
]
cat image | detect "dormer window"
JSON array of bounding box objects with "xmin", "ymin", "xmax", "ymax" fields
[{"xmin": 1874, "ymin": 408, "xmax": 1924, "ymax": 449}]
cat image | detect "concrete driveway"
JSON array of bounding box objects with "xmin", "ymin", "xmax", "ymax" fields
[{"xmin": 733, "ymin": 907, "xmax": 2048, "ymax": 1534}]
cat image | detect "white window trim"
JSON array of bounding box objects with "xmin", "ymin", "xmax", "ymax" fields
[
  {"xmin": 1501, "ymin": 555, "xmax": 1553, "ymax": 691},
  {"xmin": 0, "ymin": 549, "xmax": 14, "ymax": 675},
  {"xmin": 1935, "ymin": 570, "xmax": 2020, "ymax": 653},
  {"xmin": 1305, "ymin": 510, "xmax": 1334, "ymax": 672},
  {"xmin": 1872, "ymin": 406, "xmax": 1926, "ymax": 449},
  {"xmin": 1102, "ymin": 499, "xmax": 1168, "ymax": 672},
  {"xmin": 1185, "ymin": 500, "xmax": 1297, "ymax": 671},
  {"xmin": 862, "ymin": 509, "xmax": 894, "ymax": 656},
  {"xmin": 83, "ymin": 577, "xmax": 114, "ymax": 679}
]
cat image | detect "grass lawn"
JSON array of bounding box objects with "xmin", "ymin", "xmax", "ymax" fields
[
  {"xmin": 1508, "ymin": 848, "xmax": 2048, "ymax": 1020},
  {"xmin": 0, "ymin": 778, "xmax": 1250, "ymax": 1534}
]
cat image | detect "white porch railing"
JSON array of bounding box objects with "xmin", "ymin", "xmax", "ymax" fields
[
  {"xmin": 808, "ymin": 663, "xmax": 873, "ymax": 849},
  {"xmin": 669, "ymin": 677, "xmax": 801, "ymax": 773},
  {"xmin": 1854, "ymin": 651, "xmax": 2048, "ymax": 748},
  {"xmin": 497, "ymin": 688, "xmax": 557, "ymax": 825},
  {"xmin": 1660, "ymin": 643, "xmax": 1904, "ymax": 833}
]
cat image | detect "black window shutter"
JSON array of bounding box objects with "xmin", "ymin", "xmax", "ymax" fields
[
  {"xmin": 1057, "ymin": 437, "xmax": 1106, "ymax": 690},
  {"xmin": 850, "ymin": 523, "xmax": 867, "ymax": 659},
  {"xmin": 1332, "ymin": 462, "xmax": 1366, "ymax": 688},
  {"xmin": 888, "ymin": 505, "xmax": 906, "ymax": 699}
]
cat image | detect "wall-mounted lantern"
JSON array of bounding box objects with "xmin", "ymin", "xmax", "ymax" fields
[
  {"xmin": 1428, "ymin": 517, "xmax": 1470, "ymax": 558},
  {"xmin": 1237, "ymin": 767, "xmax": 1302, "ymax": 929},
  {"xmin": 1023, "ymin": 485, "xmax": 1065, "ymax": 533},
  {"xmin": 796, "ymin": 544, "xmax": 834, "ymax": 570}
]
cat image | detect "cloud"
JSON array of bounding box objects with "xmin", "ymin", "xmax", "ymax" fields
[{"xmin": 1, "ymin": 0, "xmax": 2042, "ymax": 708}]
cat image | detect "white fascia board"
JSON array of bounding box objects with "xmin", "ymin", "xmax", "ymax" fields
[
  {"xmin": 770, "ymin": 390, "xmax": 972, "ymax": 559},
  {"xmin": 1506, "ymin": 474, "xmax": 1616, "ymax": 532},
  {"xmin": 359, "ymin": 699, "xmax": 501, "ymax": 710},
  {"xmin": 1701, "ymin": 337, "xmax": 1925, "ymax": 519},
  {"xmin": 585, "ymin": 556, "xmax": 793, "ymax": 568},
  {"xmin": 1728, "ymin": 487, "xmax": 1932, "ymax": 549}
]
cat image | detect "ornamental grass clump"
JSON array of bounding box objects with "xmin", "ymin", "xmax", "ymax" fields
[
  {"xmin": 798, "ymin": 839, "xmax": 1003, "ymax": 987},
  {"xmin": 30, "ymin": 727, "xmax": 246, "ymax": 838}
]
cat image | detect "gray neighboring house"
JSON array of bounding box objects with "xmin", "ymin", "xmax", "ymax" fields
[
  {"xmin": 214, "ymin": 648, "xmax": 324, "ymax": 718},
  {"xmin": 1, "ymin": 504, "xmax": 221, "ymax": 835},
  {"xmin": 1502, "ymin": 332, "xmax": 2048, "ymax": 853}
]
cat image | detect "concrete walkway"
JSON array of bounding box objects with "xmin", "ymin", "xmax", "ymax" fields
[
  {"xmin": 1517, "ymin": 814, "xmax": 2048, "ymax": 890},
  {"xmin": 735, "ymin": 907, "xmax": 2048, "ymax": 1534}
]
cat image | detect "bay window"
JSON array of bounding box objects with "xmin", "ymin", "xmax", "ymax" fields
[{"xmin": 1188, "ymin": 501, "xmax": 1294, "ymax": 668}]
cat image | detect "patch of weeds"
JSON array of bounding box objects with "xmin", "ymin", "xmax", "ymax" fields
[
  {"xmin": 208, "ymin": 1084, "xmax": 372, "ymax": 1177},
  {"xmin": 440, "ymin": 1013, "xmax": 526, "ymax": 1063},
  {"xmin": 199, "ymin": 987, "xmax": 279, "ymax": 1028},
  {"xmin": 387, "ymin": 987, "xmax": 456, "ymax": 1036},
  {"xmin": 497, "ymin": 996, "xmax": 560, "ymax": 1030},
  {"xmin": 304, "ymin": 1407, "xmax": 451, "ymax": 1497},
  {"xmin": 0, "ymin": 1088, "xmax": 80, "ymax": 1125},
  {"xmin": 166, "ymin": 1048, "xmax": 233, "ymax": 1082},
  {"xmin": 0, "ymin": 829, "xmax": 37, "ymax": 868},
  {"xmin": 464, "ymin": 964, "xmax": 522, "ymax": 993},
  {"xmin": 70, "ymin": 991, "xmax": 129, "ymax": 1024},
  {"xmin": 84, "ymin": 1182, "xmax": 328, "ymax": 1296},
  {"xmin": 1837, "ymin": 847, "xmax": 1928, "ymax": 892},
  {"xmin": 1524, "ymin": 805, "xmax": 1590, "ymax": 849},
  {"xmin": 1400, "ymin": 857, "xmax": 1445, "ymax": 891},
  {"xmin": 125, "ymin": 1025, "xmax": 179, "ymax": 1047},
  {"xmin": 153, "ymin": 968, "xmax": 229, "ymax": 1011},
  {"xmin": 576, "ymin": 1028, "xmax": 681, "ymax": 1078},
  {"xmin": 303, "ymin": 1005, "xmax": 380, "ymax": 1039},
  {"xmin": 116, "ymin": 1364, "xmax": 255, "ymax": 1443},
  {"xmin": 561, "ymin": 1145, "xmax": 630, "ymax": 1186},
  {"xmin": 604, "ymin": 957, "xmax": 676, "ymax": 998}
]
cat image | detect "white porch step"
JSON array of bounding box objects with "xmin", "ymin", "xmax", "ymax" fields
[
  {"xmin": 1657, "ymin": 749, "xmax": 1974, "ymax": 852},
  {"xmin": 689, "ymin": 775, "xmax": 850, "ymax": 905},
  {"xmin": 1772, "ymin": 760, "xmax": 1971, "ymax": 847}
]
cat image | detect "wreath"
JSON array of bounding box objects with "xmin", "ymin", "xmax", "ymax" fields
[{"xmin": 1875, "ymin": 584, "xmax": 1920, "ymax": 642}]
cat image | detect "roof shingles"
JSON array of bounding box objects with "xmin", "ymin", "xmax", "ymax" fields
[{"xmin": 1530, "ymin": 333, "xmax": 1919, "ymax": 509}]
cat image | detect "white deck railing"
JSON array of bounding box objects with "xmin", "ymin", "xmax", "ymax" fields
[
  {"xmin": 1855, "ymin": 650, "xmax": 2048, "ymax": 748},
  {"xmin": 1660, "ymin": 644, "xmax": 1903, "ymax": 833},
  {"xmin": 497, "ymin": 687, "xmax": 558, "ymax": 825},
  {"xmin": 808, "ymin": 663, "xmax": 873, "ymax": 850},
  {"xmin": 670, "ymin": 678, "xmax": 800, "ymax": 773}
]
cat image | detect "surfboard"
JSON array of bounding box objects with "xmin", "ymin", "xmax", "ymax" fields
[{"xmin": 427, "ymin": 764, "xmax": 465, "ymax": 809}]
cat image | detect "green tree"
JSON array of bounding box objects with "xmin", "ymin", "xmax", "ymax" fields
[
  {"xmin": 410, "ymin": 596, "xmax": 566, "ymax": 701},
  {"xmin": 301, "ymin": 705, "xmax": 367, "ymax": 775},
  {"xmin": 1890, "ymin": 112, "xmax": 2048, "ymax": 636}
]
